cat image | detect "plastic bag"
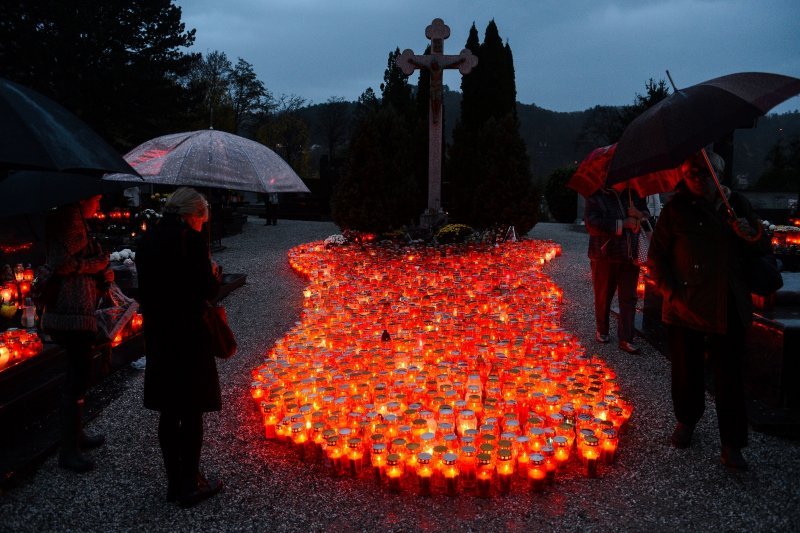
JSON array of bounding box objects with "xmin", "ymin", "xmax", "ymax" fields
[
  {"xmin": 96, "ymin": 282, "xmax": 139, "ymax": 341},
  {"xmin": 633, "ymin": 219, "xmax": 653, "ymax": 267}
]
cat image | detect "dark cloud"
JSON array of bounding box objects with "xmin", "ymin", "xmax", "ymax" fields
[{"xmin": 176, "ymin": 0, "xmax": 800, "ymax": 112}]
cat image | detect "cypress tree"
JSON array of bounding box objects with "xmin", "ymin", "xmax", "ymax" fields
[
  {"xmin": 331, "ymin": 50, "xmax": 421, "ymax": 233},
  {"xmin": 445, "ymin": 20, "xmax": 538, "ymax": 233}
]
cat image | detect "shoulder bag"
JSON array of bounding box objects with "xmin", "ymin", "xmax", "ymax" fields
[{"xmin": 204, "ymin": 303, "xmax": 237, "ymax": 359}]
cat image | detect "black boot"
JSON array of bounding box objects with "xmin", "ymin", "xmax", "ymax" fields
[
  {"xmin": 177, "ymin": 473, "xmax": 223, "ymax": 508},
  {"xmin": 77, "ymin": 399, "xmax": 106, "ymax": 449},
  {"xmin": 162, "ymin": 446, "xmax": 182, "ymax": 502},
  {"xmin": 58, "ymin": 398, "xmax": 95, "ymax": 473}
]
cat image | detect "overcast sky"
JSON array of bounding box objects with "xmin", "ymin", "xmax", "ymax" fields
[{"xmin": 174, "ymin": 0, "xmax": 800, "ymax": 113}]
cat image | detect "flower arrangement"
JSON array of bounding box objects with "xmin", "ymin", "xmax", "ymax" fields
[
  {"xmin": 110, "ymin": 249, "xmax": 136, "ymax": 265},
  {"xmin": 324, "ymin": 234, "xmax": 347, "ymax": 247},
  {"xmin": 435, "ymin": 223, "xmax": 475, "ymax": 244}
]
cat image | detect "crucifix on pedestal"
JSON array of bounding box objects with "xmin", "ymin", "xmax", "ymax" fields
[{"xmin": 397, "ymin": 18, "xmax": 478, "ymax": 227}]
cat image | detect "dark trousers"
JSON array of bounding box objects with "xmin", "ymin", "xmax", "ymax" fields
[
  {"xmin": 50, "ymin": 330, "xmax": 96, "ymax": 448},
  {"xmin": 265, "ymin": 202, "xmax": 278, "ymax": 225},
  {"xmin": 590, "ymin": 258, "xmax": 639, "ymax": 342},
  {"xmin": 668, "ymin": 305, "xmax": 748, "ymax": 448},
  {"xmin": 158, "ymin": 411, "xmax": 204, "ymax": 494}
]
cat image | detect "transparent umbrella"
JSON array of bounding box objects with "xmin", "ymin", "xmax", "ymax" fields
[{"xmin": 105, "ymin": 129, "xmax": 309, "ymax": 193}]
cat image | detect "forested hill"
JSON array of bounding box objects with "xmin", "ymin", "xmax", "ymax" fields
[{"xmin": 303, "ymin": 89, "xmax": 800, "ymax": 187}]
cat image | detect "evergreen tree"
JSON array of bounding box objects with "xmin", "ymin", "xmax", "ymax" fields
[
  {"xmin": 0, "ymin": 0, "xmax": 198, "ymax": 150},
  {"xmin": 756, "ymin": 136, "xmax": 800, "ymax": 191},
  {"xmin": 381, "ymin": 48, "xmax": 414, "ymax": 117},
  {"xmin": 331, "ymin": 105, "xmax": 419, "ymax": 233},
  {"xmin": 445, "ymin": 20, "xmax": 537, "ymax": 232}
]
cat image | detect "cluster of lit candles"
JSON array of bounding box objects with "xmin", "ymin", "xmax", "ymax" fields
[
  {"xmin": 251, "ymin": 239, "xmax": 632, "ymax": 496},
  {"xmin": 771, "ymin": 227, "xmax": 800, "ymax": 251},
  {"xmin": 1, "ymin": 264, "xmax": 35, "ymax": 316},
  {"xmin": 0, "ymin": 328, "xmax": 43, "ymax": 371}
]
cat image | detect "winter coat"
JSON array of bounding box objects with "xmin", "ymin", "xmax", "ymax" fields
[
  {"xmin": 647, "ymin": 188, "xmax": 766, "ymax": 334},
  {"xmin": 137, "ymin": 214, "xmax": 221, "ymax": 412},
  {"xmin": 585, "ymin": 188, "xmax": 650, "ymax": 263},
  {"xmin": 41, "ymin": 204, "xmax": 109, "ymax": 333}
]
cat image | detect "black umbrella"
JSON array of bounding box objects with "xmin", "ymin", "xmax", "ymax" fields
[
  {"xmin": 0, "ymin": 170, "xmax": 142, "ymax": 217},
  {"xmin": 0, "ymin": 77, "xmax": 137, "ymax": 176},
  {"xmin": 608, "ymin": 72, "xmax": 800, "ymax": 185}
]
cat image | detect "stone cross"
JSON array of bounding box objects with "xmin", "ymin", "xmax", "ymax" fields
[{"xmin": 397, "ymin": 18, "xmax": 478, "ymax": 216}]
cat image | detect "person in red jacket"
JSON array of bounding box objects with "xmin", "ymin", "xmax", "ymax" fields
[{"xmin": 648, "ymin": 150, "xmax": 767, "ymax": 471}]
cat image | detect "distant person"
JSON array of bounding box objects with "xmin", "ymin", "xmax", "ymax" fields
[
  {"xmin": 136, "ymin": 187, "xmax": 224, "ymax": 506},
  {"xmin": 42, "ymin": 194, "xmax": 111, "ymax": 472},
  {"xmin": 265, "ymin": 192, "xmax": 279, "ymax": 225},
  {"xmin": 585, "ymin": 186, "xmax": 650, "ymax": 354},
  {"xmin": 648, "ymin": 151, "xmax": 768, "ymax": 471}
]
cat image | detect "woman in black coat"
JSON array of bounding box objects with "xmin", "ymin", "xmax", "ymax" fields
[{"xmin": 136, "ymin": 187, "xmax": 223, "ymax": 507}]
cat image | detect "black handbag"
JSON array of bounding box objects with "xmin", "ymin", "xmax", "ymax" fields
[
  {"xmin": 746, "ymin": 254, "xmax": 783, "ymax": 296},
  {"xmin": 203, "ymin": 303, "xmax": 237, "ymax": 359}
]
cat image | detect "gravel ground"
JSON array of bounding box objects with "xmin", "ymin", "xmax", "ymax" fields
[{"xmin": 1, "ymin": 220, "xmax": 798, "ymax": 532}]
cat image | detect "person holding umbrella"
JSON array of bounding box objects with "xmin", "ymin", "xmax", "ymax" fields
[
  {"xmin": 585, "ymin": 186, "xmax": 650, "ymax": 354},
  {"xmin": 136, "ymin": 187, "xmax": 224, "ymax": 507},
  {"xmin": 647, "ymin": 150, "xmax": 767, "ymax": 471}
]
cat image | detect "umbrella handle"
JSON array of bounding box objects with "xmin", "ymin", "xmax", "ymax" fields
[
  {"xmin": 701, "ymin": 148, "xmax": 736, "ymax": 219},
  {"xmin": 668, "ymin": 72, "xmax": 737, "ymax": 218}
]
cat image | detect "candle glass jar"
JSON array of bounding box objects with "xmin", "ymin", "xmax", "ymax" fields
[
  {"xmin": 371, "ymin": 442, "xmax": 387, "ymax": 481},
  {"xmin": 347, "ymin": 437, "xmax": 363, "ymax": 476},
  {"xmin": 476, "ymin": 452, "xmax": 493, "ymax": 498},
  {"xmin": 496, "ymin": 448, "xmax": 514, "ymax": 494},
  {"xmin": 416, "ymin": 453, "xmax": 433, "ymax": 496},
  {"xmin": 386, "ymin": 453, "xmax": 403, "ymax": 493},
  {"xmin": 442, "ymin": 453, "xmax": 460, "ymax": 496},
  {"xmin": 581, "ymin": 434, "xmax": 600, "ymax": 478},
  {"xmin": 527, "ymin": 453, "xmax": 546, "ymax": 492},
  {"xmin": 600, "ymin": 427, "xmax": 618, "ymax": 464}
]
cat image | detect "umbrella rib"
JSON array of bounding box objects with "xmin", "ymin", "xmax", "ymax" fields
[
  {"xmin": 238, "ymin": 141, "xmax": 268, "ymax": 192},
  {"xmin": 174, "ymin": 133, "xmax": 201, "ymax": 185}
]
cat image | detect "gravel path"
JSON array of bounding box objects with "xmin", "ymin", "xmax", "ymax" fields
[{"xmin": 1, "ymin": 220, "xmax": 798, "ymax": 532}]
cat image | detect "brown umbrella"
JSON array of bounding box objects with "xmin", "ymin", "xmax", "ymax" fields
[
  {"xmin": 608, "ymin": 72, "xmax": 800, "ymax": 183},
  {"xmin": 607, "ymin": 72, "xmax": 800, "ymax": 215}
]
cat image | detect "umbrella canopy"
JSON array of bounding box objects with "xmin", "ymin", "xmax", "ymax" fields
[
  {"xmin": 0, "ymin": 170, "xmax": 142, "ymax": 218},
  {"xmin": 608, "ymin": 72, "xmax": 800, "ymax": 186},
  {"xmin": 0, "ymin": 77, "xmax": 137, "ymax": 176},
  {"xmin": 568, "ymin": 143, "xmax": 687, "ymax": 198},
  {"xmin": 105, "ymin": 129, "xmax": 310, "ymax": 193}
]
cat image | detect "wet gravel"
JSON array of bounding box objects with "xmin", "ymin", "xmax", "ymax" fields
[{"xmin": 1, "ymin": 220, "xmax": 798, "ymax": 532}]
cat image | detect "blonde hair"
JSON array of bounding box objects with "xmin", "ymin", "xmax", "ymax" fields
[{"xmin": 163, "ymin": 187, "xmax": 208, "ymax": 220}]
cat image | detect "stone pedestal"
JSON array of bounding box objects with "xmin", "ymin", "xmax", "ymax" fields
[{"xmin": 420, "ymin": 209, "xmax": 448, "ymax": 229}]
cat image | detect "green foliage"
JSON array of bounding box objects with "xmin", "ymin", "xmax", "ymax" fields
[
  {"xmin": 331, "ymin": 106, "xmax": 420, "ymax": 233},
  {"xmin": 257, "ymin": 111, "xmax": 312, "ymax": 181},
  {"xmin": 446, "ymin": 20, "xmax": 537, "ymax": 234},
  {"xmin": 755, "ymin": 136, "xmax": 800, "ymax": 191},
  {"xmin": 381, "ymin": 48, "xmax": 413, "ymax": 117},
  {"xmin": 435, "ymin": 223, "xmax": 475, "ymax": 244},
  {"xmin": 0, "ymin": 0, "xmax": 199, "ymax": 150},
  {"xmin": 577, "ymin": 78, "xmax": 670, "ymax": 147},
  {"xmin": 544, "ymin": 166, "xmax": 578, "ymax": 223}
]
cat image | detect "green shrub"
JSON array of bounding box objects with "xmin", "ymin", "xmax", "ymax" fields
[
  {"xmin": 435, "ymin": 223, "xmax": 475, "ymax": 244},
  {"xmin": 544, "ymin": 166, "xmax": 578, "ymax": 223}
]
